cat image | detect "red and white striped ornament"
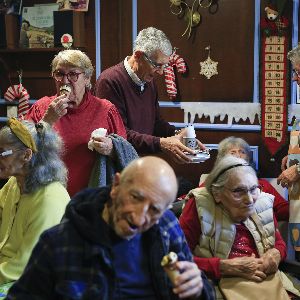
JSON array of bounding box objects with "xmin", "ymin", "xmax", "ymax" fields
[
  {"xmin": 163, "ymin": 52, "xmax": 187, "ymax": 99},
  {"xmin": 4, "ymin": 84, "xmax": 30, "ymax": 118}
]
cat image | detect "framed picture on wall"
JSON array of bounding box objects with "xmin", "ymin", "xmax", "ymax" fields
[{"xmin": 57, "ymin": 0, "xmax": 89, "ymax": 12}]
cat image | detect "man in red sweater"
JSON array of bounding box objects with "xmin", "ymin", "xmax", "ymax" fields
[{"xmin": 94, "ymin": 27, "xmax": 205, "ymax": 164}]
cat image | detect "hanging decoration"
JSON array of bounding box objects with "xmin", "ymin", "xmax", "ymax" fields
[
  {"xmin": 199, "ymin": 46, "xmax": 218, "ymax": 79},
  {"xmin": 163, "ymin": 49, "xmax": 187, "ymax": 99},
  {"xmin": 169, "ymin": 0, "xmax": 212, "ymax": 39},
  {"xmin": 180, "ymin": 102, "xmax": 260, "ymax": 125},
  {"xmin": 61, "ymin": 33, "xmax": 73, "ymax": 49},
  {"xmin": 260, "ymin": 0, "xmax": 289, "ymax": 156},
  {"xmin": 4, "ymin": 70, "xmax": 30, "ymax": 119}
]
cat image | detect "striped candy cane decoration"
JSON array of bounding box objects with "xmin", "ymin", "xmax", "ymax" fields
[
  {"xmin": 163, "ymin": 53, "xmax": 187, "ymax": 99},
  {"xmin": 4, "ymin": 84, "xmax": 30, "ymax": 118}
]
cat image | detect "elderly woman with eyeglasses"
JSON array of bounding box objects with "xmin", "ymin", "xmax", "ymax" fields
[
  {"xmin": 179, "ymin": 155, "xmax": 287, "ymax": 298},
  {"xmin": 216, "ymin": 136, "xmax": 289, "ymax": 221},
  {"xmin": 26, "ymin": 49, "xmax": 127, "ymax": 196},
  {"xmin": 189, "ymin": 136, "xmax": 288, "ymax": 222},
  {"xmin": 0, "ymin": 118, "xmax": 70, "ymax": 297}
]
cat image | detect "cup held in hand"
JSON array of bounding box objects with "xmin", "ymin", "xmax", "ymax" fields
[{"xmin": 183, "ymin": 137, "xmax": 197, "ymax": 150}]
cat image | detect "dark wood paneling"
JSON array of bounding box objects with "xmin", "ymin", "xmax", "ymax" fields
[
  {"xmin": 100, "ymin": 0, "xmax": 132, "ymax": 71},
  {"xmin": 138, "ymin": 0, "xmax": 254, "ymax": 102},
  {"xmin": 84, "ymin": 0, "xmax": 96, "ymax": 84}
]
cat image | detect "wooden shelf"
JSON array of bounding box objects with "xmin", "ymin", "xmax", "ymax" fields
[
  {"xmin": 0, "ymin": 47, "xmax": 62, "ymax": 53},
  {"xmin": 9, "ymin": 71, "xmax": 52, "ymax": 79},
  {"xmin": 0, "ymin": 47, "xmax": 85, "ymax": 53},
  {"xmin": 0, "ymin": 99, "xmax": 36, "ymax": 105}
]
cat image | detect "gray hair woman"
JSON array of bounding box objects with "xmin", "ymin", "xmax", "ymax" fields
[
  {"xmin": 214, "ymin": 136, "xmax": 288, "ymax": 221},
  {"xmin": 0, "ymin": 118, "xmax": 70, "ymax": 293},
  {"xmin": 26, "ymin": 49, "xmax": 127, "ymax": 196},
  {"xmin": 180, "ymin": 155, "xmax": 287, "ymax": 299},
  {"xmin": 216, "ymin": 136, "xmax": 251, "ymax": 164}
]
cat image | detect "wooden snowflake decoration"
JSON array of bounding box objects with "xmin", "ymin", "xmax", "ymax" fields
[{"xmin": 199, "ymin": 46, "xmax": 218, "ymax": 79}]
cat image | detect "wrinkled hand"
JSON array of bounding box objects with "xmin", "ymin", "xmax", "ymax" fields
[
  {"xmin": 172, "ymin": 261, "xmax": 203, "ymax": 299},
  {"xmin": 259, "ymin": 248, "xmax": 281, "ymax": 275},
  {"xmin": 42, "ymin": 95, "xmax": 70, "ymax": 126},
  {"xmin": 92, "ymin": 136, "xmax": 113, "ymax": 156},
  {"xmin": 160, "ymin": 135, "xmax": 205, "ymax": 164},
  {"xmin": 281, "ymin": 155, "xmax": 288, "ymax": 171},
  {"xmin": 277, "ymin": 164, "xmax": 300, "ymax": 188},
  {"xmin": 220, "ymin": 254, "xmax": 266, "ymax": 282}
]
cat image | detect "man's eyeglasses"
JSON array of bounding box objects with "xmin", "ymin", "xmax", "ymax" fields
[
  {"xmin": 224, "ymin": 185, "xmax": 261, "ymax": 199},
  {"xmin": 293, "ymin": 69, "xmax": 300, "ymax": 79},
  {"xmin": 143, "ymin": 54, "xmax": 169, "ymax": 70},
  {"xmin": 52, "ymin": 70, "xmax": 84, "ymax": 82}
]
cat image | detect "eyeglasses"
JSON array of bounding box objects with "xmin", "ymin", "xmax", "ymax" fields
[
  {"xmin": 224, "ymin": 185, "xmax": 261, "ymax": 199},
  {"xmin": 143, "ymin": 54, "xmax": 169, "ymax": 70},
  {"xmin": 52, "ymin": 70, "xmax": 84, "ymax": 82},
  {"xmin": 293, "ymin": 69, "xmax": 300, "ymax": 79}
]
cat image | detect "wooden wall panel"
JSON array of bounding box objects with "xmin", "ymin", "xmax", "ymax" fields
[
  {"xmin": 138, "ymin": 0, "xmax": 254, "ymax": 102},
  {"xmin": 100, "ymin": 0, "xmax": 132, "ymax": 71}
]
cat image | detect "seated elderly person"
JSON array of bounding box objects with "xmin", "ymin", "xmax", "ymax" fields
[
  {"xmin": 6, "ymin": 157, "xmax": 215, "ymax": 300},
  {"xmin": 0, "ymin": 118, "xmax": 70, "ymax": 297},
  {"xmin": 215, "ymin": 136, "xmax": 288, "ymax": 221},
  {"xmin": 191, "ymin": 137, "xmax": 288, "ymax": 222},
  {"xmin": 180, "ymin": 155, "xmax": 289, "ymax": 299},
  {"xmin": 26, "ymin": 49, "xmax": 127, "ymax": 196}
]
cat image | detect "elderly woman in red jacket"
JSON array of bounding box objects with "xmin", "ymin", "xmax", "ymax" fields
[
  {"xmin": 180, "ymin": 155, "xmax": 287, "ymax": 298},
  {"xmin": 26, "ymin": 49, "xmax": 127, "ymax": 196}
]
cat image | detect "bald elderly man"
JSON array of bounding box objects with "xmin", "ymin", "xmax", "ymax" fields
[{"xmin": 6, "ymin": 157, "xmax": 214, "ymax": 300}]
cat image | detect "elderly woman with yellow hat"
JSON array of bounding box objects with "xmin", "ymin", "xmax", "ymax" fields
[{"xmin": 0, "ymin": 118, "xmax": 70, "ymax": 297}]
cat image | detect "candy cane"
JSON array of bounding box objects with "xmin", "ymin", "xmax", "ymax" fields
[
  {"xmin": 4, "ymin": 84, "xmax": 30, "ymax": 118},
  {"xmin": 163, "ymin": 53, "xmax": 187, "ymax": 99}
]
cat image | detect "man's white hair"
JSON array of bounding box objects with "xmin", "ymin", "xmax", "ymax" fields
[{"xmin": 133, "ymin": 27, "xmax": 172, "ymax": 57}]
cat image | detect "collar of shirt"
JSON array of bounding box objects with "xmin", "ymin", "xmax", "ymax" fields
[{"xmin": 124, "ymin": 56, "xmax": 145, "ymax": 92}]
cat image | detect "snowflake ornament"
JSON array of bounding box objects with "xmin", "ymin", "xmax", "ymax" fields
[{"xmin": 199, "ymin": 46, "xmax": 218, "ymax": 79}]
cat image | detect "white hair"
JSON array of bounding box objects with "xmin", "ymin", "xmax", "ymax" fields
[{"xmin": 133, "ymin": 27, "xmax": 172, "ymax": 57}]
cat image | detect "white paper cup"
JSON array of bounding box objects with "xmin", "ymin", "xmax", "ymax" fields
[{"xmin": 183, "ymin": 137, "xmax": 197, "ymax": 150}]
